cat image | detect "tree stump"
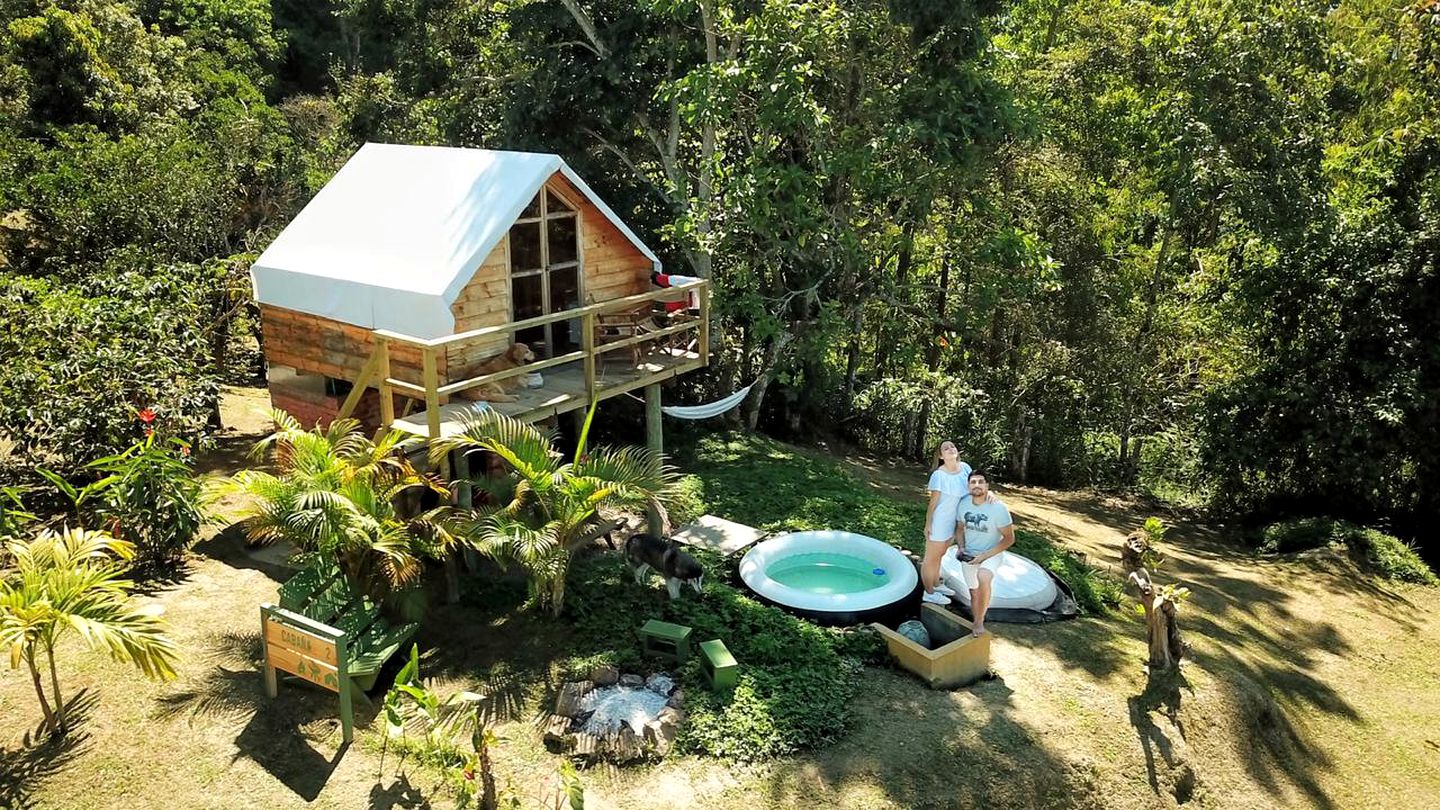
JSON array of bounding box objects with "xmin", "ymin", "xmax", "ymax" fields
[{"xmin": 1122, "ymin": 531, "xmax": 1186, "ymax": 671}]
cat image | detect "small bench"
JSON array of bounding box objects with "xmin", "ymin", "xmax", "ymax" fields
[
  {"xmin": 276, "ymin": 562, "xmax": 421, "ymax": 693},
  {"xmin": 639, "ymin": 619, "xmax": 693, "ymax": 663},
  {"xmin": 699, "ymin": 638, "xmax": 739, "ymax": 691}
]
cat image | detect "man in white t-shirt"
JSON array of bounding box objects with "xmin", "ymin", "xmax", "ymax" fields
[{"xmin": 955, "ymin": 469, "xmax": 1014, "ymax": 636}]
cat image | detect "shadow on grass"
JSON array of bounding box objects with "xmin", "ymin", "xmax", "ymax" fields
[
  {"xmin": 1128, "ymin": 669, "xmax": 1198, "ymax": 803},
  {"xmin": 367, "ymin": 772, "xmax": 437, "ymax": 809},
  {"xmin": 152, "ymin": 630, "xmax": 374, "ymax": 802},
  {"xmin": 759, "ymin": 669, "xmax": 1102, "ymax": 809},
  {"xmin": 0, "ymin": 690, "xmax": 99, "ymax": 810}
]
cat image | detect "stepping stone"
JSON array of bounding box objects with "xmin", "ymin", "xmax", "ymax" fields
[{"xmin": 671, "ymin": 514, "xmax": 768, "ymax": 556}]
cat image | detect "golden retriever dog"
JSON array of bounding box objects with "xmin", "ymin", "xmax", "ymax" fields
[{"xmin": 456, "ymin": 343, "xmax": 535, "ymax": 403}]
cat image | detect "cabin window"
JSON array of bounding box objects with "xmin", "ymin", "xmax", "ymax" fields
[{"xmin": 510, "ymin": 185, "xmax": 581, "ymax": 358}]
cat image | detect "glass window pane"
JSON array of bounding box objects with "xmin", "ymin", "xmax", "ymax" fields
[
  {"xmin": 549, "ymin": 266, "xmax": 580, "ymax": 313},
  {"xmin": 509, "ymin": 222, "xmax": 542, "ymax": 271},
  {"xmin": 520, "ymin": 193, "xmax": 541, "ymax": 218},
  {"xmin": 547, "ymin": 215, "xmax": 578, "ymax": 265},
  {"xmin": 546, "ymin": 189, "xmax": 574, "ymax": 213},
  {"xmin": 512, "ymin": 273, "xmax": 543, "ymax": 321}
]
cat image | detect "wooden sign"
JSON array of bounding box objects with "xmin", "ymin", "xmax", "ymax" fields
[
  {"xmin": 260, "ymin": 604, "xmax": 355, "ymax": 742},
  {"xmin": 265, "ymin": 616, "xmax": 339, "ymax": 669}
]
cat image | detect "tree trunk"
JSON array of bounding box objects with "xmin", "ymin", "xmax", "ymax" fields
[
  {"xmin": 45, "ymin": 642, "xmax": 66, "ymax": 732},
  {"xmin": 926, "ymin": 253, "xmax": 951, "ymax": 371},
  {"xmin": 843, "ymin": 307, "xmax": 863, "ymax": 398},
  {"xmin": 741, "ymin": 331, "xmax": 792, "ymax": 430},
  {"xmin": 1122, "ymin": 531, "xmax": 1185, "ymax": 671},
  {"xmin": 26, "ymin": 652, "xmax": 57, "ymax": 734}
]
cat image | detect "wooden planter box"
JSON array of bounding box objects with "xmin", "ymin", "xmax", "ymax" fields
[{"xmin": 871, "ymin": 604, "xmax": 991, "ymax": 689}]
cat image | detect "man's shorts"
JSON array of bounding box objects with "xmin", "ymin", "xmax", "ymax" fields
[{"xmin": 949, "ymin": 551, "xmax": 1005, "ymax": 591}]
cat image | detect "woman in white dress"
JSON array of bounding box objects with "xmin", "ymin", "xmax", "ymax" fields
[{"xmin": 920, "ymin": 441, "xmax": 972, "ymax": 605}]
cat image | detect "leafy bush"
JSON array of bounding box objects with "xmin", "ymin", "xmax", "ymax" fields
[
  {"xmin": 0, "ymin": 269, "xmax": 224, "ymax": 485},
  {"xmin": 1259, "ymin": 518, "xmax": 1437, "ymax": 585},
  {"xmin": 86, "ymin": 433, "xmax": 203, "ymax": 567},
  {"xmin": 1259, "ymin": 517, "xmax": 1338, "ymax": 554},
  {"xmin": 564, "ymin": 552, "xmax": 868, "ymax": 760},
  {"xmin": 1335, "ymin": 524, "xmax": 1438, "ymax": 586}
]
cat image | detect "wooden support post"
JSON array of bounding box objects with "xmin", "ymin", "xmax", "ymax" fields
[
  {"xmin": 453, "ymin": 448, "xmax": 472, "ymax": 509},
  {"xmin": 261, "ymin": 605, "xmax": 278, "ymax": 699},
  {"xmin": 421, "ymin": 346, "xmax": 442, "ymax": 444},
  {"xmin": 582, "ymin": 310, "xmax": 597, "ymax": 401},
  {"xmin": 335, "ymin": 633, "xmax": 354, "ymax": 744},
  {"xmin": 699, "ymin": 281, "xmax": 711, "ymax": 365},
  {"xmin": 645, "ymin": 383, "xmax": 662, "ymax": 456},
  {"xmin": 377, "ymin": 339, "xmax": 394, "ymax": 429}
]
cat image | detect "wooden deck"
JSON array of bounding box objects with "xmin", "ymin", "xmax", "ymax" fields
[{"xmin": 390, "ymin": 346, "xmax": 703, "ymax": 437}]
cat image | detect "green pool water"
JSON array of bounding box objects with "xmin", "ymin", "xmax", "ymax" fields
[{"xmin": 766, "ymin": 552, "xmax": 891, "ymax": 594}]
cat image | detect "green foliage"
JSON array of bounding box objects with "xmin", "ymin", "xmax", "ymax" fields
[
  {"xmin": 432, "ymin": 410, "xmax": 678, "ymax": 617},
  {"xmin": 1260, "ymin": 517, "xmax": 1437, "ymax": 586},
  {"xmin": 0, "ymin": 527, "xmax": 179, "ymax": 735},
  {"xmin": 217, "ymin": 412, "xmax": 457, "ymax": 607},
  {"xmin": 0, "ymin": 269, "xmax": 224, "ymax": 484},
  {"xmin": 563, "ymin": 552, "xmax": 865, "ymax": 761},
  {"xmin": 1259, "ymin": 518, "xmax": 1340, "ymax": 554},
  {"xmin": 84, "ymin": 433, "xmax": 203, "ymax": 567}
]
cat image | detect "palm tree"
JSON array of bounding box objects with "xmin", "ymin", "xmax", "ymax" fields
[
  {"xmin": 216, "ymin": 411, "xmax": 459, "ymax": 605},
  {"xmin": 0, "ymin": 528, "xmax": 179, "ymax": 735},
  {"xmin": 430, "ymin": 408, "xmax": 677, "ymax": 616}
]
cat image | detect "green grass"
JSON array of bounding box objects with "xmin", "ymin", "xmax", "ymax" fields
[
  {"xmin": 1259, "ymin": 517, "xmax": 1438, "ymax": 585},
  {"xmin": 673, "ymin": 431, "xmax": 1123, "ymax": 613},
  {"xmin": 561, "ymin": 551, "xmax": 884, "ymax": 761}
]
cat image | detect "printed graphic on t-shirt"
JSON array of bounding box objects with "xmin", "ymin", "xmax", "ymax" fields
[{"xmin": 962, "ymin": 509, "xmax": 989, "ymax": 532}]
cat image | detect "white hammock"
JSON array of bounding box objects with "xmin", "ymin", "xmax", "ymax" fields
[{"xmin": 659, "ymin": 383, "xmax": 755, "ymax": 420}]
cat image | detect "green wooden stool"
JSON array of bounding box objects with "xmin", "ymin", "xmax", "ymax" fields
[
  {"xmin": 699, "ymin": 638, "xmax": 739, "ymax": 691},
  {"xmin": 639, "ymin": 619, "xmax": 693, "ymax": 663}
]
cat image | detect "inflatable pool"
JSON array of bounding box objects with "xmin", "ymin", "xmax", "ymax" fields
[
  {"xmin": 739, "ymin": 530, "xmax": 919, "ymax": 626},
  {"xmin": 939, "ymin": 547, "xmax": 1058, "ymax": 612}
]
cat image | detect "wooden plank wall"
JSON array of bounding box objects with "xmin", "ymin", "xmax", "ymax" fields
[
  {"xmin": 447, "ymin": 240, "xmax": 510, "ymax": 375},
  {"xmin": 552, "ymin": 173, "xmax": 653, "ymax": 302},
  {"xmin": 260, "ymin": 304, "xmax": 435, "ymax": 384}
]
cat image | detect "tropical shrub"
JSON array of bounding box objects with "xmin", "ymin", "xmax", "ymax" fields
[
  {"xmin": 217, "ymin": 411, "xmax": 458, "ymax": 607},
  {"xmin": 85, "ymin": 432, "xmax": 203, "ymax": 567},
  {"xmin": 0, "ymin": 528, "xmax": 179, "ymax": 735},
  {"xmin": 431, "ymin": 409, "xmax": 676, "ymax": 617}
]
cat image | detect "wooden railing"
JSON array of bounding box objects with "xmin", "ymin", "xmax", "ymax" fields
[{"xmin": 337, "ymin": 279, "xmax": 711, "ymax": 441}]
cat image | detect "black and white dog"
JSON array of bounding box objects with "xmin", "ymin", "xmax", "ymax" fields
[{"xmin": 625, "ymin": 532, "xmax": 704, "ymax": 600}]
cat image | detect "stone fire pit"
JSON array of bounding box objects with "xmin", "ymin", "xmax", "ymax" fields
[{"xmin": 544, "ymin": 665, "xmax": 686, "ymax": 762}]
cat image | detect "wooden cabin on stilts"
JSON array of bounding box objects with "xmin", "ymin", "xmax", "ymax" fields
[{"xmin": 249, "ymin": 143, "xmax": 709, "ymax": 490}]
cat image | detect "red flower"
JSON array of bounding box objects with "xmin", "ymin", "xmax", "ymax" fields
[
  {"xmin": 137, "ymin": 407, "xmax": 157, "ymax": 424},
  {"xmin": 462, "ymin": 767, "xmax": 475, "ymax": 781}
]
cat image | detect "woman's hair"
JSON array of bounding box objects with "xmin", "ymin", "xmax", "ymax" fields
[{"xmin": 932, "ymin": 440, "xmax": 957, "ymax": 469}]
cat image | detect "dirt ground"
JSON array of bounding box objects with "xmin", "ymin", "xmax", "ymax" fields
[{"xmin": 2, "ymin": 387, "xmax": 1437, "ymax": 809}]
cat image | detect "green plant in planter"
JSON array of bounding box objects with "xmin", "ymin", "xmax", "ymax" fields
[{"xmin": 0, "ymin": 528, "xmax": 179, "ymax": 735}]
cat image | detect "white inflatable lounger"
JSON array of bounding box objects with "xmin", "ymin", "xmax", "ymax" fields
[{"xmin": 940, "ymin": 547, "xmax": 1059, "ymax": 611}]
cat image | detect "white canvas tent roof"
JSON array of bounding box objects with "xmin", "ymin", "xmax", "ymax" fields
[{"xmin": 250, "ymin": 143, "xmax": 661, "ymax": 340}]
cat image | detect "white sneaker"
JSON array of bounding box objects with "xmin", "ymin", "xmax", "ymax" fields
[
  {"xmin": 934, "ymin": 583, "xmax": 957, "ymax": 597},
  {"xmin": 921, "ymin": 591, "xmax": 951, "ymax": 605}
]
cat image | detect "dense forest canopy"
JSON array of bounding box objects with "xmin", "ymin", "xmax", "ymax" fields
[{"xmin": 0, "ymin": 1, "xmax": 1436, "ymax": 548}]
